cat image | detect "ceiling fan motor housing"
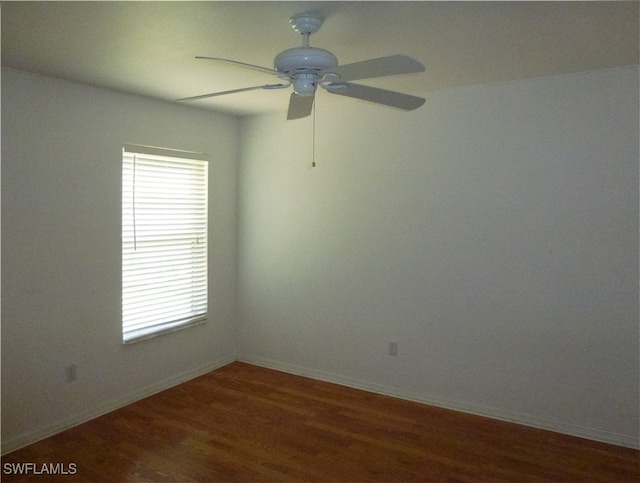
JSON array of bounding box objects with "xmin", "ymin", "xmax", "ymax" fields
[
  {"xmin": 274, "ymin": 47, "xmax": 338, "ymax": 74},
  {"xmin": 274, "ymin": 47, "xmax": 339, "ymax": 96}
]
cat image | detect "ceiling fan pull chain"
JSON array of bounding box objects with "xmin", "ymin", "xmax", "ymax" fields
[{"xmin": 311, "ymin": 103, "xmax": 316, "ymax": 168}]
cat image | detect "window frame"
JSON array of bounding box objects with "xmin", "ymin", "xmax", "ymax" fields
[{"xmin": 121, "ymin": 144, "xmax": 209, "ymax": 344}]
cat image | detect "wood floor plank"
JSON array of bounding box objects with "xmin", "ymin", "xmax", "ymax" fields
[{"xmin": 2, "ymin": 362, "xmax": 638, "ymax": 482}]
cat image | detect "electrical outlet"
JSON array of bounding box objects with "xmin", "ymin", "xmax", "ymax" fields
[
  {"xmin": 65, "ymin": 364, "xmax": 77, "ymax": 382},
  {"xmin": 388, "ymin": 341, "xmax": 398, "ymax": 356}
]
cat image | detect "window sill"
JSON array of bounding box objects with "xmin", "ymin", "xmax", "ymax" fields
[{"xmin": 123, "ymin": 317, "xmax": 207, "ymax": 345}]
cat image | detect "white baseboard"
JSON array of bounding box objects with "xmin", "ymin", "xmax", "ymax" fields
[
  {"xmin": 238, "ymin": 355, "xmax": 640, "ymax": 450},
  {"xmin": 5, "ymin": 354, "xmax": 637, "ymax": 454},
  {"xmin": 1, "ymin": 355, "xmax": 236, "ymax": 455}
]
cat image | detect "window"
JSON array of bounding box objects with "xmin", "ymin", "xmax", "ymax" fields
[{"xmin": 122, "ymin": 144, "xmax": 208, "ymax": 343}]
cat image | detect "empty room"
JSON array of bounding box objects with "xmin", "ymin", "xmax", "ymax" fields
[{"xmin": 1, "ymin": 1, "xmax": 638, "ymax": 481}]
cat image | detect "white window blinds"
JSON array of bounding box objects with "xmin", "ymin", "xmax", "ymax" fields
[{"xmin": 122, "ymin": 145, "xmax": 208, "ymax": 343}]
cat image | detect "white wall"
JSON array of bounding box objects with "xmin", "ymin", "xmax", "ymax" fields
[
  {"xmin": 1, "ymin": 68, "xmax": 239, "ymax": 452},
  {"xmin": 2, "ymin": 65, "xmax": 638, "ymax": 453},
  {"xmin": 237, "ymin": 67, "xmax": 639, "ymax": 448}
]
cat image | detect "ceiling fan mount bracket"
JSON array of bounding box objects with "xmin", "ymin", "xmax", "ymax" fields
[{"xmin": 289, "ymin": 13, "xmax": 324, "ymax": 35}]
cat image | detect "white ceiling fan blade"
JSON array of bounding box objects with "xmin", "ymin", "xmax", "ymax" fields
[
  {"xmin": 177, "ymin": 83, "xmax": 287, "ymax": 102},
  {"xmin": 323, "ymin": 55, "xmax": 425, "ymax": 82},
  {"xmin": 326, "ymin": 82, "xmax": 425, "ymax": 111},
  {"xmin": 195, "ymin": 56, "xmax": 279, "ymax": 76},
  {"xmin": 287, "ymin": 93, "xmax": 315, "ymax": 120}
]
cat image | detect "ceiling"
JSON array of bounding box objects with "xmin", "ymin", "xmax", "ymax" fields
[{"xmin": 2, "ymin": 1, "xmax": 638, "ymax": 118}]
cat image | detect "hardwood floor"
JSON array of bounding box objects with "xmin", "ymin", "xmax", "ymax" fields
[{"xmin": 2, "ymin": 362, "xmax": 638, "ymax": 482}]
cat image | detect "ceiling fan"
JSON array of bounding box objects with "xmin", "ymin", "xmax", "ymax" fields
[{"xmin": 177, "ymin": 13, "xmax": 426, "ymax": 119}]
